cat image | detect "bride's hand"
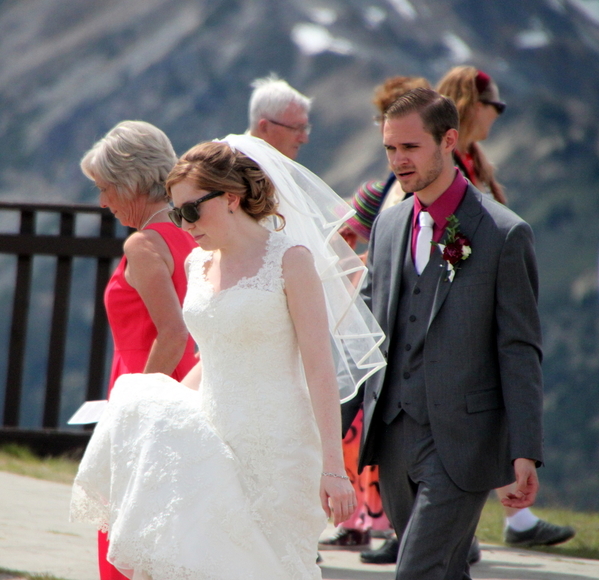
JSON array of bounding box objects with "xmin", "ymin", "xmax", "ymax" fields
[{"xmin": 320, "ymin": 474, "xmax": 357, "ymax": 526}]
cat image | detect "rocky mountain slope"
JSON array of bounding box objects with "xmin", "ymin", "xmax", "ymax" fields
[{"xmin": 1, "ymin": 0, "xmax": 598, "ymax": 508}]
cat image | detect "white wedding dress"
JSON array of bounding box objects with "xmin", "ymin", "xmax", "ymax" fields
[{"xmin": 71, "ymin": 231, "xmax": 327, "ymax": 580}]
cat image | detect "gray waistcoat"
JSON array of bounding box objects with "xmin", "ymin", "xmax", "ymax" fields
[{"xmin": 380, "ymin": 245, "xmax": 440, "ymax": 425}]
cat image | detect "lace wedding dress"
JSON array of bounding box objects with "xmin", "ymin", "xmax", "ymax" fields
[{"xmin": 71, "ymin": 231, "xmax": 327, "ymax": 580}]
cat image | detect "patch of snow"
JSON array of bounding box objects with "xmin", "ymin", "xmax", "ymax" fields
[
  {"xmin": 387, "ymin": 0, "xmax": 417, "ymax": 21},
  {"xmin": 443, "ymin": 32, "xmax": 472, "ymax": 63},
  {"xmin": 515, "ymin": 29, "xmax": 552, "ymax": 49},
  {"xmin": 291, "ymin": 23, "xmax": 353, "ymax": 56},
  {"xmin": 364, "ymin": 6, "xmax": 387, "ymax": 28},
  {"xmin": 546, "ymin": 0, "xmax": 567, "ymax": 13},
  {"xmin": 568, "ymin": 0, "xmax": 599, "ymax": 25},
  {"xmin": 515, "ymin": 17, "xmax": 553, "ymax": 49}
]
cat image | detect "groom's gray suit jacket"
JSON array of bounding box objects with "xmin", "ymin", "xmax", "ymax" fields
[{"xmin": 358, "ymin": 184, "xmax": 544, "ymax": 493}]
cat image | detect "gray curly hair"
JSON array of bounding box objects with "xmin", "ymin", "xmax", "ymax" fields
[{"xmin": 80, "ymin": 120, "xmax": 177, "ymax": 202}]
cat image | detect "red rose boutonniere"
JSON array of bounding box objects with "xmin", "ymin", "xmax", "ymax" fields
[{"xmin": 433, "ymin": 215, "xmax": 471, "ymax": 282}]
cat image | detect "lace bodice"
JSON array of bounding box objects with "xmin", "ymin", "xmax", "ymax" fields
[
  {"xmin": 183, "ymin": 230, "xmax": 316, "ymax": 438},
  {"xmin": 185, "ymin": 229, "xmax": 292, "ymax": 295}
]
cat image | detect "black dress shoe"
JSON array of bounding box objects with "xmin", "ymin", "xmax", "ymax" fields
[
  {"xmin": 360, "ymin": 536, "xmax": 399, "ymax": 564},
  {"xmin": 318, "ymin": 527, "xmax": 371, "ymax": 551},
  {"xmin": 468, "ymin": 536, "xmax": 481, "ymax": 565},
  {"xmin": 505, "ymin": 519, "xmax": 576, "ymax": 547},
  {"xmin": 360, "ymin": 535, "xmax": 481, "ymax": 566}
]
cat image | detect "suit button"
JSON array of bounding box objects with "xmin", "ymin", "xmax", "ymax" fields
[
  {"xmin": 414, "ymin": 287, "xmax": 421, "ymax": 295},
  {"xmin": 403, "ymin": 371, "xmax": 411, "ymax": 379},
  {"xmin": 405, "ymin": 344, "xmax": 411, "ymax": 351},
  {"xmin": 398, "ymin": 401, "xmax": 402, "ymax": 408},
  {"xmin": 409, "ymin": 315, "xmax": 416, "ymax": 322},
  {"xmin": 373, "ymin": 391, "xmax": 378, "ymax": 400}
]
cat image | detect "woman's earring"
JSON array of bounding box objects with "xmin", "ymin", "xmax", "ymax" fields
[{"xmin": 229, "ymin": 209, "xmax": 233, "ymax": 214}]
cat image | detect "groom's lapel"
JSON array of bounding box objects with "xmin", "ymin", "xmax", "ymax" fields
[
  {"xmin": 427, "ymin": 187, "xmax": 484, "ymax": 330},
  {"xmin": 386, "ymin": 199, "xmax": 413, "ymax": 341}
]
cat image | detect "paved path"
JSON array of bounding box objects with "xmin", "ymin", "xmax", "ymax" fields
[
  {"xmin": 1, "ymin": 471, "xmax": 598, "ymax": 580},
  {"xmin": 318, "ymin": 533, "xmax": 599, "ymax": 580},
  {"xmin": 0, "ymin": 471, "xmax": 96, "ymax": 580}
]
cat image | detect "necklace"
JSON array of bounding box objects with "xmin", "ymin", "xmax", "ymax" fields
[{"xmin": 139, "ymin": 207, "xmax": 168, "ymax": 230}]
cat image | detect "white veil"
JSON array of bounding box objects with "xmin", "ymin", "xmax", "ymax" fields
[{"xmin": 219, "ymin": 134, "xmax": 385, "ymax": 402}]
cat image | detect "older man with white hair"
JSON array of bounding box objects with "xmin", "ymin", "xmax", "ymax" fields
[{"xmin": 248, "ymin": 74, "xmax": 312, "ymax": 160}]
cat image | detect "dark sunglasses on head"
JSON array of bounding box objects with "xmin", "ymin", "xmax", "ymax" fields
[
  {"xmin": 480, "ymin": 100, "xmax": 506, "ymax": 115},
  {"xmin": 168, "ymin": 190, "xmax": 225, "ymax": 227}
]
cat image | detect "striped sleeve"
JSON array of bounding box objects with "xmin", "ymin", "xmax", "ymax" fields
[{"xmin": 346, "ymin": 180, "xmax": 387, "ymax": 241}]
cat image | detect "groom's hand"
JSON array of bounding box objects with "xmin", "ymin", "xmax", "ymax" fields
[{"xmin": 500, "ymin": 458, "xmax": 539, "ymax": 509}]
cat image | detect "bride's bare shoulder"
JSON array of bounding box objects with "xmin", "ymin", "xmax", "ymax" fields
[{"xmin": 281, "ymin": 244, "xmax": 317, "ymax": 285}]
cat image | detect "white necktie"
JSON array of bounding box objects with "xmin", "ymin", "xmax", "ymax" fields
[{"xmin": 415, "ymin": 211, "xmax": 435, "ymax": 275}]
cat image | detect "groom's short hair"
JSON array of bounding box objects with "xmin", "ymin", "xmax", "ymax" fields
[{"xmin": 385, "ymin": 88, "xmax": 458, "ymax": 145}]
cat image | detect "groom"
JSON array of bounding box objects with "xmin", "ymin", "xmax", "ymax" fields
[{"xmin": 356, "ymin": 88, "xmax": 544, "ymax": 579}]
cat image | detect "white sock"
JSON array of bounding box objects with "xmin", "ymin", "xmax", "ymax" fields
[{"xmin": 506, "ymin": 508, "xmax": 539, "ymax": 532}]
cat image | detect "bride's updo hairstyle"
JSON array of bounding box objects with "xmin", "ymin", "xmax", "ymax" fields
[{"xmin": 166, "ymin": 141, "xmax": 286, "ymax": 228}]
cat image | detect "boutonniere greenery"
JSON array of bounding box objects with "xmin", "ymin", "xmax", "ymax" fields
[{"xmin": 433, "ymin": 215, "xmax": 471, "ymax": 282}]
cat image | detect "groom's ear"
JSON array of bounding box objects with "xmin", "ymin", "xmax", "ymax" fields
[{"xmin": 442, "ymin": 128, "xmax": 459, "ymax": 153}]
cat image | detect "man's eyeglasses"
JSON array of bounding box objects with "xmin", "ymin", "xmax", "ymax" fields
[
  {"xmin": 480, "ymin": 100, "xmax": 506, "ymax": 115},
  {"xmin": 168, "ymin": 190, "xmax": 225, "ymax": 227},
  {"xmin": 266, "ymin": 118, "xmax": 312, "ymax": 135}
]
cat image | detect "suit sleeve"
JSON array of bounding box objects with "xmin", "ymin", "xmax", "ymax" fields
[
  {"xmin": 359, "ymin": 211, "xmax": 381, "ymax": 313},
  {"xmin": 341, "ymin": 213, "xmax": 382, "ymax": 438},
  {"xmin": 341, "ymin": 384, "xmax": 363, "ymax": 437},
  {"xmin": 495, "ymin": 221, "xmax": 544, "ymax": 466}
]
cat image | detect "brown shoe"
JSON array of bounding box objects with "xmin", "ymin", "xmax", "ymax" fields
[{"xmin": 318, "ymin": 528, "xmax": 371, "ymax": 551}]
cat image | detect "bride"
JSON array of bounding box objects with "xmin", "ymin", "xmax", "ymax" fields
[{"xmin": 70, "ymin": 134, "xmax": 385, "ymax": 580}]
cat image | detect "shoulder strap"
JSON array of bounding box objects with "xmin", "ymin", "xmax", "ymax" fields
[{"xmin": 253, "ymin": 232, "xmax": 303, "ymax": 290}]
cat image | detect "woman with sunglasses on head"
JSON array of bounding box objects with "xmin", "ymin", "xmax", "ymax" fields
[
  {"xmin": 436, "ymin": 66, "xmax": 508, "ymax": 205},
  {"xmin": 79, "ymin": 120, "xmax": 197, "ymax": 580},
  {"xmin": 72, "ymin": 135, "xmax": 386, "ymax": 580}
]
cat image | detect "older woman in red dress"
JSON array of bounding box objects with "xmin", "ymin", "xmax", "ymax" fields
[{"xmin": 80, "ymin": 120, "xmax": 197, "ymax": 580}]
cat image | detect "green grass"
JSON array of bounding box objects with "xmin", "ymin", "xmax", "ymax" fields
[
  {"xmin": 0, "ymin": 444, "xmax": 79, "ymax": 484},
  {"xmin": 0, "ymin": 568, "xmax": 67, "ymax": 580},
  {"xmin": 477, "ymin": 497, "xmax": 599, "ymax": 560}
]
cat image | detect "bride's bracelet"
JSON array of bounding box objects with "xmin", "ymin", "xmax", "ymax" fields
[{"xmin": 321, "ymin": 471, "xmax": 349, "ymax": 480}]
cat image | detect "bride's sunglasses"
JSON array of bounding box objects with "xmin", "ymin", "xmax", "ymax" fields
[{"xmin": 168, "ymin": 190, "xmax": 225, "ymax": 227}]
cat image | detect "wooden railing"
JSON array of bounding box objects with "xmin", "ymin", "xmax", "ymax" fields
[{"xmin": 0, "ymin": 202, "xmax": 126, "ymax": 454}]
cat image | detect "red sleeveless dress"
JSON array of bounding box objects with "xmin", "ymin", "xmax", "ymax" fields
[{"xmin": 98, "ymin": 222, "xmax": 197, "ymax": 580}]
